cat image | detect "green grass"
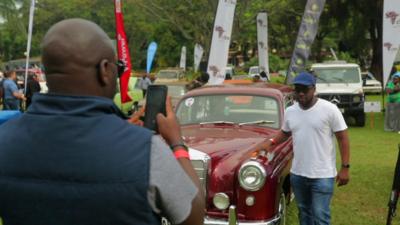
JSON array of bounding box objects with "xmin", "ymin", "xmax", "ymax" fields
[{"xmin": 286, "ymin": 94, "xmax": 400, "ymax": 224}]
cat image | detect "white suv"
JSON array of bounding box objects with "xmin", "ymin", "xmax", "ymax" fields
[{"xmin": 312, "ymin": 61, "xmax": 366, "ymax": 126}]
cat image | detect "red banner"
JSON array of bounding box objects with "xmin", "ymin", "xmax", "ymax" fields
[{"xmin": 114, "ymin": 0, "xmax": 132, "ymax": 103}]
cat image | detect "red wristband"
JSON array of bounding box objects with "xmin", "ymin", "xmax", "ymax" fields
[{"xmin": 174, "ymin": 149, "xmax": 190, "ymax": 160}]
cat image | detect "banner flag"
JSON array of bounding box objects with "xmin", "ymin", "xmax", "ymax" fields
[
  {"xmin": 23, "ymin": 0, "xmax": 35, "ymax": 94},
  {"xmin": 383, "ymin": 0, "xmax": 400, "ymax": 88},
  {"xmin": 114, "ymin": 0, "xmax": 132, "ymax": 103},
  {"xmin": 146, "ymin": 42, "xmax": 157, "ymax": 74},
  {"xmin": 257, "ymin": 12, "xmax": 270, "ymax": 80},
  {"xmin": 180, "ymin": 46, "xmax": 187, "ymax": 71},
  {"xmin": 286, "ymin": 0, "xmax": 326, "ymax": 84},
  {"xmin": 207, "ymin": 0, "xmax": 237, "ymax": 85},
  {"xmin": 194, "ymin": 44, "xmax": 204, "ymax": 73}
]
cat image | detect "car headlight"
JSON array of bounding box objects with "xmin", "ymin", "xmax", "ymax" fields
[
  {"xmin": 213, "ymin": 193, "xmax": 230, "ymax": 210},
  {"xmin": 353, "ymin": 95, "xmax": 363, "ymax": 102},
  {"xmin": 238, "ymin": 161, "xmax": 266, "ymax": 191}
]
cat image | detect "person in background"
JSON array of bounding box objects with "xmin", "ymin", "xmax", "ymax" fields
[
  {"xmin": 259, "ymin": 71, "xmax": 268, "ymax": 82},
  {"xmin": 2, "ymin": 70, "xmax": 25, "ymax": 110},
  {"xmin": 385, "ymin": 72, "xmax": 400, "ymax": 132},
  {"xmin": 138, "ymin": 73, "xmax": 152, "ymax": 97},
  {"xmin": 259, "ymin": 72, "xmax": 350, "ymax": 225},
  {"xmin": 186, "ymin": 72, "xmax": 209, "ymax": 91},
  {"xmin": 386, "ymin": 72, "xmax": 400, "ymax": 103},
  {"xmin": 252, "ymin": 74, "xmax": 262, "ymax": 83},
  {"xmin": 26, "ymin": 73, "xmax": 41, "ymax": 108},
  {"xmin": 0, "ymin": 18, "xmax": 204, "ymax": 225}
]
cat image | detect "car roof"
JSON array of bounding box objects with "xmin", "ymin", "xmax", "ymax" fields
[
  {"xmin": 312, "ymin": 63, "xmax": 360, "ymax": 68},
  {"xmin": 183, "ymin": 83, "xmax": 292, "ymax": 99}
]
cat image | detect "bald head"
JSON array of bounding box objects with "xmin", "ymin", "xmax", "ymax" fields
[{"xmin": 42, "ymin": 18, "xmax": 117, "ymax": 98}]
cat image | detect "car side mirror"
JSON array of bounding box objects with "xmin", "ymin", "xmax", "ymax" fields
[{"xmin": 362, "ymin": 76, "xmax": 367, "ymax": 86}]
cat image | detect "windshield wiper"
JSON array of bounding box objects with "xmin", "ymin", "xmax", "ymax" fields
[
  {"xmin": 331, "ymin": 77, "xmax": 348, "ymax": 83},
  {"xmin": 199, "ymin": 121, "xmax": 236, "ymax": 125},
  {"xmin": 239, "ymin": 120, "xmax": 275, "ymax": 126}
]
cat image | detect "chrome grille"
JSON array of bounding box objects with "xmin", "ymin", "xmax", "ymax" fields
[{"xmin": 189, "ymin": 148, "xmax": 211, "ymax": 195}]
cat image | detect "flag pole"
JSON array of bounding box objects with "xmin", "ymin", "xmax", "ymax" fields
[{"xmin": 23, "ymin": 0, "xmax": 35, "ymax": 96}]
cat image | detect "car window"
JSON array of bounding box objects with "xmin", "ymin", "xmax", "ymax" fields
[
  {"xmin": 314, "ymin": 67, "xmax": 360, "ymax": 83},
  {"xmin": 176, "ymin": 94, "xmax": 280, "ymax": 129},
  {"xmin": 249, "ymin": 67, "xmax": 259, "ymax": 74}
]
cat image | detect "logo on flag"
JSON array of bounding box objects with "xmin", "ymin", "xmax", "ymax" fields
[
  {"xmin": 384, "ymin": 42, "xmax": 398, "ymax": 52},
  {"xmin": 224, "ymin": 0, "xmax": 236, "ymax": 4},
  {"xmin": 386, "ymin": 11, "xmax": 399, "ymax": 24},
  {"xmin": 215, "ymin": 26, "xmax": 226, "ymax": 38},
  {"xmin": 209, "ymin": 65, "xmax": 220, "ymax": 77}
]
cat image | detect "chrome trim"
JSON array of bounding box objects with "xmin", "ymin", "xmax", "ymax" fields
[
  {"xmin": 238, "ymin": 161, "xmax": 267, "ymax": 192},
  {"xmin": 189, "ymin": 147, "xmax": 211, "ymax": 195},
  {"xmin": 204, "ymin": 205, "xmax": 281, "ymax": 225}
]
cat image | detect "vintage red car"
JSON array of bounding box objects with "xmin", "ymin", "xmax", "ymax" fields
[{"xmin": 175, "ymin": 83, "xmax": 294, "ymax": 224}]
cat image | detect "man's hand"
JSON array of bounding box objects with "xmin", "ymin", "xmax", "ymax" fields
[
  {"xmin": 336, "ymin": 168, "xmax": 349, "ymax": 186},
  {"xmin": 156, "ymin": 96, "xmax": 182, "ymax": 146},
  {"xmin": 127, "ymin": 107, "xmax": 145, "ymax": 126}
]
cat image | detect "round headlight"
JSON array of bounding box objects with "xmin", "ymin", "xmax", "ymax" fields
[
  {"xmin": 238, "ymin": 161, "xmax": 266, "ymax": 191},
  {"xmin": 353, "ymin": 95, "xmax": 361, "ymax": 102},
  {"xmin": 213, "ymin": 193, "xmax": 230, "ymax": 210}
]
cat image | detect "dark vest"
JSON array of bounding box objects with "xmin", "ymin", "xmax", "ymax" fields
[{"xmin": 0, "ymin": 94, "xmax": 160, "ymax": 225}]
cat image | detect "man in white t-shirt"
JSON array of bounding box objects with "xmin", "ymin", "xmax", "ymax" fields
[{"xmin": 261, "ymin": 72, "xmax": 350, "ymax": 225}]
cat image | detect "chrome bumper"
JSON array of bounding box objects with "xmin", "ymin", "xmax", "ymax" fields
[{"xmin": 204, "ymin": 205, "xmax": 281, "ymax": 225}]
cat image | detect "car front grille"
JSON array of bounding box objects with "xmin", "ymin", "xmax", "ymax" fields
[
  {"xmin": 189, "ymin": 148, "xmax": 211, "ymax": 195},
  {"xmin": 318, "ymin": 94, "xmax": 352, "ymax": 104}
]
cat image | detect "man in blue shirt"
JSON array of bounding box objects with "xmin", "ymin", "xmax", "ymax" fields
[
  {"xmin": 2, "ymin": 70, "xmax": 25, "ymax": 110},
  {"xmin": 0, "ymin": 19, "xmax": 204, "ymax": 225}
]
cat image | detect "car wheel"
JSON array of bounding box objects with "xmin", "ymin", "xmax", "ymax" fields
[
  {"xmin": 277, "ymin": 192, "xmax": 287, "ymax": 225},
  {"xmin": 355, "ymin": 113, "xmax": 366, "ymax": 127}
]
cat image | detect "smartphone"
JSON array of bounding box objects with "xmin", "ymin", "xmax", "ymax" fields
[{"xmin": 144, "ymin": 85, "xmax": 168, "ymax": 132}]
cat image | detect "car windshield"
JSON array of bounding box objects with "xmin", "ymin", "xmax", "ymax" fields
[
  {"xmin": 176, "ymin": 94, "xmax": 280, "ymax": 129},
  {"xmin": 249, "ymin": 67, "xmax": 259, "ymax": 74},
  {"xmin": 157, "ymin": 71, "xmax": 178, "ymax": 79},
  {"xmin": 168, "ymin": 85, "xmax": 186, "ymax": 97},
  {"xmin": 313, "ymin": 67, "xmax": 360, "ymax": 84}
]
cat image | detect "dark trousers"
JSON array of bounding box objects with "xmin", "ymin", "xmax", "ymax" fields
[{"xmin": 3, "ymin": 98, "xmax": 20, "ymax": 110}]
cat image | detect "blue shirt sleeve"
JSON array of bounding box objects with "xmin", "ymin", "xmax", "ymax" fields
[{"xmin": 4, "ymin": 80, "xmax": 19, "ymax": 98}]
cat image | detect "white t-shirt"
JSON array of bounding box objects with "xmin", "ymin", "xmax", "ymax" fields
[{"xmin": 282, "ymin": 98, "xmax": 347, "ymax": 178}]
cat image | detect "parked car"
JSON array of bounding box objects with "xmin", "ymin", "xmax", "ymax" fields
[
  {"xmin": 248, "ymin": 66, "xmax": 260, "ymax": 78},
  {"xmin": 154, "ymin": 81, "xmax": 188, "ymax": 108},
  {"xmin": 175, "ymin": 83, "xmax": 294, "ymax": 224},
  {"xmin": 113, "ymin": 77, "xmax": 144, "ymax": 115},
  {"xmin": 225, "ymin": 66, "xmax": 235, "ymax": 79},
  {"xmin": 14, "ymin": 69, "xmax": 44, "ymax": 88},
  {"xmin": 156, "ymin": 69, "xmax": 185, "ymax": 82},
  {"xmin": 312, "ymin": 61, "xmax": 366, "ymax": 126},
  {"xmin": 361, "ymin": 72, "xmax": 382, "ymax": 94}
]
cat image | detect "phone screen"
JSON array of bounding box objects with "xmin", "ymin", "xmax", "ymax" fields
[{"xmin": 144, "ymin": 85, "xmax": 168, "ymax": 132}]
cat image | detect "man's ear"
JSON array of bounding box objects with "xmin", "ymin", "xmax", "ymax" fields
[{"xmin": 97, "ymin": 59, "xmax": 113, "ymax": 86}]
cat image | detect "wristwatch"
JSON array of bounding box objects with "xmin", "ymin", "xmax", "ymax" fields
[{"xmin": 341, "ymin": 164, "xmax": 350, "ymax": 168}]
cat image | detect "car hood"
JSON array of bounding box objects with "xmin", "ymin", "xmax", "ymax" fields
[
  {"xmin": 316, "ymin": 83, "xmax": 363, "ymax": 94},
  {"xmin": 182, "ymin": 125, "xmax": 276, "ymax": 196}
]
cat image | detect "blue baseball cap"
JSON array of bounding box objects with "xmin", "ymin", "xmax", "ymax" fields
[
  {"xmin": 393, "ymin": 72, "xmax": 400, "ymax": 78},
  {"xmin": 293, "ymin": 72, "xmax": 316, "ymax": 86}
]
